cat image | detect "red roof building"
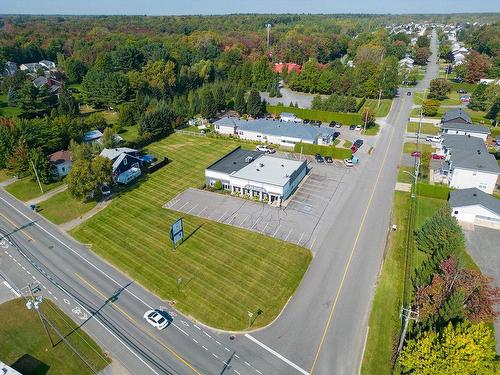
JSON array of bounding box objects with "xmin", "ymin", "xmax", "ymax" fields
[{"xmin": 274, "ymin": 62, "xmax": 302, "ymax": 74}]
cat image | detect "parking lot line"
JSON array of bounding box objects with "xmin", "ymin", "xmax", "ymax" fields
[
  {"xmin": 272, "ymin": 224, "xmax": 281, "ymax": 237},
  {"xmin": 186, "ymin": 203, "xmax": 198, "ymax": 214},
  {"xmin": 197, "ymin": 206, "xmax": 207, "ymax": 216},
  {"xmin": 177, "ymin": 201, "xmax": 190, "ymax": 211},
  {"xmin": 284, "ymin": 228, "xmax": 292, "ymax": 241},
  {"xmin": 251, "ymin": 218, "xmax": 261, "ymax": 229},
  {"xmin": 218, "ymin": 211, "xmax": 228, "ymax": 222},
  {"xmin": 297, "ymin": 232, "xmax": 305, "ymax": 245},
  {"xmin": 240, "ymin": 215, "xmax": 248, "ymax": 227},
  {"xmin": 228, "ymin": 214, "xmax": 237, "ymax": 224},
  {"xmin": 262, "ymin": 222, "xmax": 270, "ymax": 233}
]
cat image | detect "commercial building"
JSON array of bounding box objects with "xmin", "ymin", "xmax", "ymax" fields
[
  {"xmin": 205, "ymin": 147, "xmax": 307, "ymax": 205},
  {"xmin": 213, "ymin": 117, "xmax": 336, "ymax": 147}
]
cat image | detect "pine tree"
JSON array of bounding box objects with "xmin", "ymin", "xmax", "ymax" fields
[
  {"xmin": 234, "ymin": 88, "xmax": 246, "ymax": 115},
  {"xmin": 247, "ymin": 90, "xmax": 263, "ymax": 117},
  {"xmin": 7, "ymin": 86, "xmax": 16, "ymax": 107},
  {"xmin": 437, "ymin": 290, "xmax": 465, "ymax": 328}
]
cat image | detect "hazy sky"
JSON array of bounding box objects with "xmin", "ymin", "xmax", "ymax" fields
[{"xmin": 1, "ymin": 0, "xmax": 499, "ymax": 15}]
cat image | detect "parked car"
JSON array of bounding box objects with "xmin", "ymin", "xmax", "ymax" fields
[
  {"xmin": 315, "ymin": 153, "xmax": 324, "ymax": 162},
  {"xmin": 100, "ymin": 184, "xmax": 111, "ymax": 196},
  {"xmin": 431, "ymin": 153, "xmax": 445, "ymax": 160},
  {"xmin": 407, "ymin": 91, "xmax": 412, "ymax": 96},
  {"xmin": 353, "ymin": 139, "xmax": 364, "ymax": 148},
  {"xmin": 344, "ymin": 158, "xmax": 353, "ymax": 167},
  {"xmin": 313, "ymin": 120, "xmax": 322, "ymax": 126},
  {"xmin": 303, "ymin": 119, "xmax": 310, "ymax": 124},
  {"xmin": 411, "ymin": 151, "xmax": 421, "ymax": 157},
  {"xmin": 256, "ymin": 145, "xmax": 275, "ymax": 153},
  {"xmin": 355, "ymin": 125, "xmax": 362, "ymax": 131},
  {"xmin": 335, "ymin": 123, "xmax": 342, "ymax": 128},
  {"xmin": 333, "ymin": 132, "xmax": 341, "ymax": 139},
  {"xmin": 426, "ymin": 136, "xmax": 442, "ymax": 143},
  {"xmin": 143, "ymin": 309, "xmax": 172, "ymax": 330},
  {"xmin": 329, "ymin": 121, "xmax": 337, "ymax": 127},
  {"xmin": 349, "ymin": 125, "xmax": 356, "ymax": 130},
  {"xmin": 457, "ymin": 89, "xmax": 467, "ymax": 94},
  {"xmin": 350, "ymin": 145, "xmax": 358, "ymax": 153},
  {"xmin": 325, "ymin": 156, "xmax": 333, "ymax": 163}
]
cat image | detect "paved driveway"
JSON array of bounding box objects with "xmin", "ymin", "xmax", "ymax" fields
[
  {"xmin": 164, "ymin": 162, "xmax": 351, "ymax": 250},
  {"xmin": 464, "ymin": 227, "xmax": 500, "ymax": 353}
]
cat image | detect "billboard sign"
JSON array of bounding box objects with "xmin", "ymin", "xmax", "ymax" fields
[{"xmin": 170, "ymin": 218, "xmax": 184, "ymax": 248}]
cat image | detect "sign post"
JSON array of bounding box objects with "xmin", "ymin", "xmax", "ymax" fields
[{"xmin": 169, "ymin": 218, "xmax": 184, "ymax": 250}]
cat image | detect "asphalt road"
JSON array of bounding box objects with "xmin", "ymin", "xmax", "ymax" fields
[{"xmin": 0, "ymin": 31, "xmax": 439, "ymax": 375}]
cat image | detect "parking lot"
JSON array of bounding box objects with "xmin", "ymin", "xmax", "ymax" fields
[{"xmin": 164, "ymin": 159, "xmax": 351, "ymax": 249}]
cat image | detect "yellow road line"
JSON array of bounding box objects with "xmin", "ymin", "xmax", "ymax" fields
[
  {"xmin": 309, "ymin": 97, "xmax": 407, "ymax": 374},
  {"xmin": 0, "ymin": 212, "xmax": 36, "ymax": 242},
  {"xmin": 74, "ymin": 272, "xmax": 203, "ymax": 375}
]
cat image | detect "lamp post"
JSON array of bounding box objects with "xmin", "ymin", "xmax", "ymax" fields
[{"xmin": 25, "ymin": 283, "xmax": 54, "ymax": 347}]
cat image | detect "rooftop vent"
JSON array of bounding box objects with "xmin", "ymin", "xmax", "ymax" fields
[
  {"xmin": 477, "ymin": 150, "xmax": 481, "ymax": 155},
  {"xmin": 473, "ymin": 193, "xmax": 477, "ymax": 197},
  {"xmin": 233, "ymin": 161, "xmax": 237, "ymax": 165},
  {"xmin": 281, "ymin": 164, "xmax": 284, "ymax": 167},
  {"xmin": 259, "ymin": 162, "xmax": 264, "ymax": 168}
]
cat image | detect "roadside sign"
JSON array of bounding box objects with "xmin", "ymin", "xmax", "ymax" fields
[{"xmin": 170, "ymin": 218, "xmax": 184, "ymax": 249}]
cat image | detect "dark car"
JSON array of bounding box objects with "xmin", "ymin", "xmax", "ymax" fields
[
  {"xmin": 353, "ymin": 139, "xmax": 364, "ymax": 148},
  {"xmin": 333, "ymin": 132, "xmax": 341, "ymax": 138},
  {"xmin": 349, "ymin": 124, "xmax": 356, "ymax": 130},
  {"xmin": 67, "ymin": 87, "xmax": 79, "ymax": 93},
  {"xmin": 329, "ymin": 121, "xmax": 337, "ymax": 128},
  {"xmin": 324, "ymin": 156, "xmax": 333, "ymax": 163},
  {"xmin": 303, "ymin": 119, "xmax": 310, "ymax": 124},
  {"xmin": 315, "ymin": 153, "xmax": 324, "ymax": 162},
  {"xmin": 457, "ymin": 89, "xmax": 467, "ymax": 94},
  {"xmin": 407, "ymin": 91, "xmax": 412, "ymax": 96},
  {"xmin": 313, "ymin": 120, "xmax": 321, "ymax": 127}
]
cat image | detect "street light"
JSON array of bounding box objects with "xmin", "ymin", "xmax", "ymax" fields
[{"xmin": 25, "ymin": 283, "xmax": 54, "ymax": 347}]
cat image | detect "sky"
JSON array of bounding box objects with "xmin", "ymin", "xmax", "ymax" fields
[{"xmin": 1, "ymin": 0, "xmax": 499, "ymax": 15}]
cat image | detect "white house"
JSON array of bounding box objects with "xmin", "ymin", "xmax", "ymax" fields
[
  {"xmin": 434, "ymin": 134, "xmax": 500, "ymax": 194},
  {"xmin": 205, "ymin": 147, "xmax": 307, "ymax": 205},
  {"xmin": 20, "ymin": 62, "xmax": 41, "ymax": 73},
  {"xmin": 213, "ymin": 117, "xmax": 336, "ymax": 147},
  {"xmin": 449, "ymin": 188, "xmax": 500, "ymax": 229},
  {"xmin": 399, "ymin": 56, "xmax": 414, "ymax": 69},
  {"xmin": 440, "ymin": 122, "xmax": 490, "ymax": 141},
  {"xmin": 48, "ymin": 150, "xmax": 72, "ymax": 178},
  {"xmin": 39, "ymin": 59, "xmax": 56, "ymax": 70}
]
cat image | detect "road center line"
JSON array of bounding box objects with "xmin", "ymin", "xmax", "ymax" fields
[{"xmin": 244, "ymin": 334, "xmax": 309, "ymax": 375}]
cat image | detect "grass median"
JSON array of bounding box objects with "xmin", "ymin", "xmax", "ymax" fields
[
  {"xmin": 37, "ymin": 190, "xmax": 97, "ymax": 225},
  {"xmin": 406, "ymin": 122, "xmax": 440, "ymax": 135},
  {"xmin": 0, "ymin": 298, "xmax": 110, "ymax": 375},
  {"xmin": 71, "ymin": 133, "xmax": 312, "ymax": 331},
  {"xmin": 5, "ymin": 178, "xmax": 65, "ymax": 202}
]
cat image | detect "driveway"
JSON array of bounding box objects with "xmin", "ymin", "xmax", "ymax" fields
[{"xmin": 464, "ymin": 227, "xmax": 500, "ymax": 353}]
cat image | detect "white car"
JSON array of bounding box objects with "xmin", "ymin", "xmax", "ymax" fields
[
  {"xmin": 344, "ymin": 158, "xmax": 353, "ymax": 167},
  {"xmin": 426, "ymin": 136, "xmax": 442, "ymax": 143},
  {"xmin": 143, "ymin": 309, "xmax": 171, "ymax": 330},
  {"xmin": 355, "ymin": 125, "xmax": 362, "ymax": 131},
  {"xmin": 256, "ymin": 145, "xmax": 275, "ymax": 154}
]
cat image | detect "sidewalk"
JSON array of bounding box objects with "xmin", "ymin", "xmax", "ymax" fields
[
  {"xmin": 59, "ymin": 198, "xmax": 112, "ymax": 231},
  {"xmin": 26, "ymin": 184, "xmax": 68, "ymax": 206},
  {"xmin": 0, "ymin": 177, "xmax": 17, "ymax": 187}
]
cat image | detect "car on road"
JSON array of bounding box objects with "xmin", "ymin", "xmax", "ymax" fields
[
  {"xmin": 353, "ymin": 139, "xmax": 364, "ymax": 148},
  {"xmin": 355, "ymin": 125, "xmax": 362, "ymax": 131},
  {"xmin": 426, "ymin": 136, "xmax": 442, "ymax": 143},
  {"xmin": 349, "ymin": 124, "xmax": 356, "ymax": 130},
  {"xmin": 325, "ymin": 156, "xmax": 333, "ymax": 163},
  {"xmin": 407, "ymin": 91, "xmax": 412, "ymax": 96},
  {"xmin": 315, "ymin": 153, "xmax": 324, "ymax": 163},
  {"xmin": 431, "ymin": 153, "xmax": 445, "ymax": 160},
  {"xmin": 411, "ymin": 151, "xmax": 421, "ymax": 157},
  {"xmin": 344, "ymin": 158, "xmax": 353, "ymax": 167},
  {"xmin": 256, "ymin": 145, "xmax": 275, "ymax": 153},
  {"xmin": 457, "ymin": 89, "xmax": 467, "ymax": 94},
  {"xmin": 143, "ymin": 309, "xmax": 172, "ymax": 330}
]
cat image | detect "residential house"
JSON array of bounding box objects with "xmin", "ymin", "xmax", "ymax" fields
[
  {"xmin": 441, "ymin": 122, "xmax": 490, "ymax": 141},
  {"xmin": 442, "ymin": 108, "xmax": 472, "ymax": 125},
  {"xmin": 39, "ymin": 60, "xmax": 56, "ymax": 70},
  {"xmin": 433, "ymin": 134, "xmax": 500, "ymax": 194},
  {"xmin": 48, "ymin": 150, "xmax": 72, "ymax": 178},
  {"xmin": 83, "ymin": 129, "xmax": 123, "ymax": 145},
  {"xmin": 32, "ymin": 76, "xmax": 48, "ymax": 89},
  {"xmin": 213, "ymin": 117, "xmax": 336, "ymax": 147},
  {"xmin": 205, "ymin": 147, "xmax": 307, "ymax": 205},
  {"xmin": 4, "ymin": 61, "xmax": 18, "ymax": 77},
  {"xmin": 449, "ymin": 188, "xmax": 500, "ymax": 229},
  {"xmin": 20, "ymin": 62, "xmax": 41, "ymax": 73},
  {"xmin": 99, "ymin": 147, "xmax": 143, "ymax": 182},
  {"xmin": 399, "ymin": 56, "xmax": 414, "ymax": 70}
]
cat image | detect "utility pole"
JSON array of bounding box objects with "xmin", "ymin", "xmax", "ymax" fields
[
  {"xmin": 266, "ymin": 24, "xmax": 271, "ymax": 49},
  {"xmin": 397, "ymin": 306, "xmax": 419, "ymax": 354},
  {"xmin": 30, "ymin": 159, "xmax": 44, "ymax": 194},
  {"xmin": 363, "ymin": 106, "xmax": 369, "ymax": 133},
  {"xmin": 25, "ymin": 283, "xmax": 54, "ymax": 347}
]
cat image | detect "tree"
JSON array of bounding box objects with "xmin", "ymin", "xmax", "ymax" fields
[
  {"xmin": 111, "ymin": 45, "xmax": 145, "ymax": 72},
  {"xmin": 421, "ymin": 99, "xmax": 440, "ymax": 116},
  {"xmin": 485, "ymin": 97, "xmax": 499, "ymax": 124},
  {"xmin": 468, "ymin": 83, "xmax": 488, "ymax": 111},
  {"xmin": 428, "ymin": 79, "xmax": 450, "ymax": 101},
  {"xmin": 17, "ymin": 80, "xmax": 40, "ymax": 117},
  {"xmin": 416, "ymin": 35, "xmax": 430, "ymax": 48},
  {"xmin": 91, "ymin": 156, "xmax": 113, "ymax": 187},
  {"xmin": 251, "ymin": 57, "xmax": 274, "ymax": 90},
  {"xmin": 64, "ymin": 58, "xmax": 87, "ymax": 84},
  {"xmin": 66, "ymin": 159, "xmax": 96, "ymax": 200},
  {"xmin": 361, "ymin": 107, "xmax": 375, "ymax": 126},
  {"xmin": 56, "ymin": 90, "xmax": 79, "ymax": 117},
  {"xmin": 399, "ymin": 321, "xmax": 497, "ymax": 375},
  {"xmin": 6, "ymin": 137, "xmax": 30, "ymax": 178},
  {"xmin": 464, "ymin": 51, "xmax": 491, "ymax": 83},
  {"xmin": 234, "ymin": 88, "xmax": 246, "ymax": 115},
  {"xmin": 246, "ymin": 90, "xmax": 263, "ymax": 117},
  {"xmin": 30, "ymin": 147, "xmax": 53, "ymax": 184},
  {"xmin": 82, "ymin": 68, "xmax": 131, "ymax": 107},
  {"xmin": 139, "ymin": 103, "xmax": 174, "ymax": 137},
  {"xmin": 117, "ymin": 102, "xmax": 138, "ymax": 128},
  {"xmin": 199, "ymin": 89, "xmax": 217, "ymax": 119},
  {"xmin": 140, "ymin": 60, "xmax": 176, "ymax": 95},
  {"xmin": 7, "ymin": 85, "xmax": 16, "ymax": 106},
  {"xmin": 69, "ymin": 140, "xmax": 92, "ymax": 162},
  {"xmin": 414, "ymin": 47, "xmax": 431, "ymax": 66},
  {"xmin": 100, "ymin": 127, "xmax": 117, "ymax": 149}
]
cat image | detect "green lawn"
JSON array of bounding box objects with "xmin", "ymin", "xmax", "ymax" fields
[
  {"xmin": 267, "ymin": 105, "xmax": 362, "ymax": 125},
  {"xmin": 397, "ymin": 166, "xmax": 415, "ymax": 184},
  {"xmin": 0, "ymin": 298, "xmax": 110, "ymax": 375},
  {"xmin": 403, "ymin": 142, "xmax": 433, "ymax": 154},
  {"xmin": 413, "ymin": 92, "xmax": 461, "ymax": 106},
  {"xmin": 71, "ymin": 134, "xmax": 312, "ymax": 330},
  {"xmin": 119, "ymin": 124, "xmax": 140, "ymax": 143},
  {"xmin": 38, "ymin": 190, "xmax": 97, "ymax": 225},
  {"xmin": 0, "ymin": 169, "xmax": 13, "ymax": 182},
  {"xmin": 5, "ymin": 178, "xmax": 65, "ymax": 202},
  {"xmin": 343, "ymin": 139, "xmax": 353, "ymax": 148},
  {"xmin": 407, "ymin": 122, "xmax": 440, "ymax": 135},
  {"xmin": 0, "ymin": 94, "xmax": 21, "ymax": 117},
  {"xmin": 363, "ymin": 124, "xmax": 380, "ymax": 136},
  {"xmin": 360, "ymin": 99, "xmax": 392, "ymax": 118}
]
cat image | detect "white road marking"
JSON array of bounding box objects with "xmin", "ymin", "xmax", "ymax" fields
[
  {"xmin": 262, "ymin": 222, "xmax": 270, "ymax": 233},
  {"xmin": 48, "ymin": 290, "xmax": 53, "ymax": 295},
  {"xmin": 224, "ymin": 347, "xmax": 230, "ymax": 352},
  {"xmin": 234, "ymin": 354, "xmax": 240, "ymax": 359},
  {"xmin": 64, "ymin": 299, "xmax": 70, "ymax": 304},
  {"xmin": 244, "ymin": 362, "xmax": 251, "ymax": 367},
  {"xmin": 310, "ymin": 236, "xmax": 317, "ymax": 249},
  {"xmin": 256, "ymin": 369, "xmax": 263, "ymax": 374},
  {"xmin": 212, "ymin": 353, "xmax": 219, "ymax": 359},
  {"xmin": 234, "ymin": 370, "xmax": 240, "ymax": 375},
  {"xmin": 215, "ymin": 340, "xmax": 221, "ymax": 345},
  {"xmin": 173, "ymin": 323, "xmax": 189, "ymax": 336},
  {"xmin": 21, "ymin": 266, "xmax": 26, "ymax": 270},
  {"xmin": 285, "ymin": 228, "xmax": 292, "ymax": 241},
  {"xmin": 218, "ymin": 211, "xmax": 228, "ymax": 221},
  {"xmin": 186, "ymin": 203, "xmax": 199, "ymax": 214},
  {"xmin": 245, "ymin": 333, "xmax": 310, "ymax": 375},
  {"xmin": 193, "ymin": 324, "xmax": 201, "ymax": 330},
  {"xmin": 251, "ymin": 218, "xmax": 261, "ymax": 229},
  {"xmin": 198, "ymin": 207, "xmax": 207, "ymax": 216},
  {"xmin": 3, "ymin": 281, "xmax": 20, "ymax": 297},
  {"xmin": 192, "ymin": 338, "xmax": 198, "ymax": 344},
  {"xmin": 202, "ymin": 346, "xmax": 208, "ymax": 351},
  {"xmin": 240, "ymin": 215, "xmax": 248, "ymax": 226},
  {"xmin": 297, "ymin": 232, "xmax": 305, "ymax": 245},
  {"xmin": 204, "ymin": 331, "xmax": 212, "ymax": 338},
  {"xmin": 177, "ymin": 201, "xmax": 190, "ymax": 211},
  {"xmin": 272, "ymin": 224, "xmax": 281, "ymax": 237}
]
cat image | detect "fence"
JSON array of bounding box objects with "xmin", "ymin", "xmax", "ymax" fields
[{"xmin": 174, "ymin": 129, "xmax": 207, "ymax": 137}]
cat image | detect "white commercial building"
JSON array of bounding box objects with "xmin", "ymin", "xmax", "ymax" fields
[
  {"xmin": 450, "ymin": 188, "xmax": 500, "ymax": 229},
  {"xmin": 205, "ymin": 147, "xmax": 307, "ymax": 205},
  {"xmin": 213, "ymin": 117, "xmax": 336, "ymax": 147}
]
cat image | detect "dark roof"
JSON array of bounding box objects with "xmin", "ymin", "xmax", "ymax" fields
[
  {"xmin": 449, "ymin": 188, "xmax": 500, "ymax": 216},
  {"xmin": 442, "ymin": 108, "xmax": 472, "ymax": 124},
  {"xmin": 206, "ymin": 147, "xmax": 264, "ymax": 174},
  {"xmin": 441, "ymin": 122, "xmax": 490, "ymax": 134},
  {"xmin": 48, "ymin": 150, "xmax": 71, "ymax": 165}
]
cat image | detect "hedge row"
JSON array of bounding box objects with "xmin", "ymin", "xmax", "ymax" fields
[
  {"xmin": 356, "ymin": 97, "xmax": 367, "ymax": 112},
  {"xmin": 267, "ymin": 105, "xmax": 362, "ymax": 125},
  {"xmin": 294, "ymin": 142, "xmax": 352, "ymax": 159},
  {"xmin": 417, "ymin": 183, "xmax": 452, "ymax": 200}
]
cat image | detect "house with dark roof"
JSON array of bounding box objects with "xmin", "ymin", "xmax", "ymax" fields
[
  {"xmin": 213, "ymin": 117, "xmax": 336, "ymax": 147},
  {"xmin": 449, "ymin": 188, "xmax": 500, "ymax": 229},
  {"xmin": 442, "ymin": 108, "xmax": 472, "ymax": 125},
  {"xmin": 440, "ymin": 108, "xmax": 489, "ymax": 140},
  {"xmin": 99, "ymin": 147, "xmax": 143, "ymax": 182},
  {"xmin": 48, "ymin": 150, "xmax": 72, "ymax": 178},
  {"xmin": 433, "ymin": 134, "xmax": 500, "ymax": 194}
]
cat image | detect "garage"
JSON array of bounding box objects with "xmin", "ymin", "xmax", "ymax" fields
[{"xmin": 449, "ymin": 188, "xmax": 500, "ymax": 230}]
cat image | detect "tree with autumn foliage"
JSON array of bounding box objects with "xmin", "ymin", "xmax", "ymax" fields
[
  {"xmin": 414, "ymin": 47, "xmax": 430, "ymax": 66},
  {"xmin": 399, "ymin": 321, "xmax": 497, "ymax": 375},
  {"xmin": 464, "ymin": 51, "xmax": 491, "ymax": 83}
]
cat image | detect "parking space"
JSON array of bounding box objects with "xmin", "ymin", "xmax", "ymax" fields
[{"xmin": 164, "ymin": 162, "xmax": 350, "ymax": 250}]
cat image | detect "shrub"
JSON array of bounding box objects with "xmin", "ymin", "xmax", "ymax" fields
[{"xmin": 213, "ymin": 180, "xmax": 222, "ymax": 190}]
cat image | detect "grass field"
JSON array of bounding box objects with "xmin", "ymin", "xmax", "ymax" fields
[
  {"xmin": 363, "ymin": 124, "xmax": 380, "ymax": 136},
  {"xmin": 0, "ymin": 94, "xmax": 21, "ymax": 117},
  {"xmin": 5, "ymin": 178, "xmax": 65, "ymax": 202},
  {"xmin": 360, "ymin": 99, "xmax": 392, "ymax": 118},
  {"xmin": 267, "ymin": 105, "xmax": 362, "ymax": 125},
  {"xmin": 38, "ymin": 190, "xmax": 97, "ymax": 224},
  {"xmin": 71, "ymin": 133, "xmax": 312, "ymax": 330},
  {"xmin": 403, "ymin": 142, "xmax": 433, "ymax": 154},
  {"xmin": 0, "ymin": 298, "xmax": 110, "ymax": 375},
  {"xmin": 0, "ymin": 169, "xmax": 13, "ymax": 182},
  {"xmin": 119, "ymin": 124, "xmax": 140, "ymax": 143},
  {"xmin": 397, "ymin": 166, "xmax": 415, "ymax": 184},
  {"xmin": 406, "ymin": 122, "xmax": 440, "ymax": 135}
]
